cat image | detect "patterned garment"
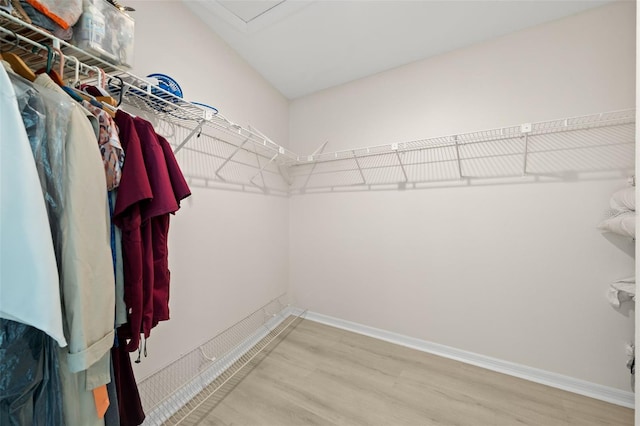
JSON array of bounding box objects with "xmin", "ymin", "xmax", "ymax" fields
[{"xmin": 83, "ymin": 101, "xmax": 125, "ymax": 191}]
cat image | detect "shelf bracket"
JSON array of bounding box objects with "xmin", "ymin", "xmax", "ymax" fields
[
  {"xmin": 173, "ymin": 121, "xmax": 205, "ymax": 154},
  {"xmin": 215, "ymin": 137, "xmax": 250, "ymax": 181},
  {"xmin": 278, "ymin": 165, "xmax": 293, "ymax": 186},
  {"xmin": 249, "ymin": 152, "xmax": 279, "ymax": 188},
  {"xmin": 301, "ymin": 141, "xmax": 329, "ymax": 191},
  {"xmin": 311, "ymin": 141, "xmax": 329, "ymax": 157},
  {"xmin": 392, "ymin": 144, "xmax": 408, "ymax": 183},
  {"xmin": 453, "ymin": 136, "xmax": 463, "ymax": 179},
  {"xmin": 252, "ymin": 145, "xmax": 267, "ymax": 188},
  {"xmin": 301, "ymin": 161, "xmax": 320, "ymax": 192},
  {"xmin": 352, "ymin": 151, "xmax": 367, "ymax": 185},
  {"xmin": 522, "ymin": 133, "xmax": 529, "ymax": 176},
  {"xmin": 520, "ymin": 123, "xmax": 532, "ymax": 176}
]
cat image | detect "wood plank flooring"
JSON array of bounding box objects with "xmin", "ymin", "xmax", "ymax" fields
[{"xmin": 172, "ymin": 319, "xmax": 633, "ymax": 426}]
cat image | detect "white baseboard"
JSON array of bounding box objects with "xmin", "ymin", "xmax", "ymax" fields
[{"xmin": 303, "ymin": 310, "xmax": 635, "ymax": 409}]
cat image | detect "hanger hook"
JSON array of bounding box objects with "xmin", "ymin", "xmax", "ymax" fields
[
  {"xmin": 31, "ymin": 42, "xmax": 53, "ymax": 73},
  {"xmin": 99, "ymin": 67, "xmax": 106, "ymax": 89},
  {"xmin": 67, "ymin": 55, "xmax": 80, "ymax": 86},
  {"xmin": 108, "ymin": 75, "xmax": 125, "ymax": 107},
  {"xmin": 43, "ymin": 44, "xmax": 53, "ymax": 74},
  {"xmin": 91, "ymin": 66, "xmax": 104, "ymax": 88},
  {"xmin": 52, "ymin": 46, "xmax": 64, "ymax": 78},
  {"xmin": 1, "ymin": 30, "xmax": 20, "ymax": 54}
]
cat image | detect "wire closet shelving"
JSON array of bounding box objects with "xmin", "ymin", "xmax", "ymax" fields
[
  {"xmin": 0, "ymin": 10, "xmax": 298, "ymax": 193},
  {"xmin": 287, "ymin": 110, "xmax": 635, "ymax": 194},
  {"xmin": 1, "ymin": 9, "xmax": 634, "ymax": 195}
]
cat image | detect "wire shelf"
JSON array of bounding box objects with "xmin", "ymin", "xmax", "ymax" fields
[
  {"xmin": 137, "ymin": 296, "xmax": 304, "ymax": 425},
  {"xmin": 288, "ymin": 109, "xmax": 635, "ymax": 193},
  {"xmin": 0, "ymin": 10, "xmax": 297, "ymax": 169},
  {"xmin": 153, "ymin": 121, "xmax": 291, "ymax": 195}
]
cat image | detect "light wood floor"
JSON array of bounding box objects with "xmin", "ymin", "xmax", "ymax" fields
[{"xmin": 174, "ymin": 319, "xmax": 633, "ymax": 426}]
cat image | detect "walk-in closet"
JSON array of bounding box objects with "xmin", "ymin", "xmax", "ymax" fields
[{"xmin": 0, "ymin": 0, "xmax": 637, "ymax": 425}]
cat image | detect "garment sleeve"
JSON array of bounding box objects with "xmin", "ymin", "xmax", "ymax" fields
[
  {"xmin": 133, "ymin": 117, "xmax": 178, "ymax": 219},
  {"xmin": 157, "ymin": 134, "xmax": 191, "ymax": 205},
  {"xmin": 113, "ymin": 111, "xmax": 153, "ymax": 227}
]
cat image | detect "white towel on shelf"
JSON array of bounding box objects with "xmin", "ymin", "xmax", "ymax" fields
[
  {"xmin": 608, "ymin": 276, "xmax": 636, "ymax": 307},
  {"xmin": 598, "ymin": 210, "xmax": 636, "ymax": 239},
  {"xmin": 610, "ymin": 187, "xmax": 635, "ymax": 212}
]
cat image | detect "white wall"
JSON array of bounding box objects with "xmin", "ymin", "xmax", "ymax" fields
[
  {"xmin": 289, "ymin": 1, "xmax": 636, "ymax": 391},
  {"xmin": 126, "ymin": 0, "xmax": 290, "ymax": 380}
]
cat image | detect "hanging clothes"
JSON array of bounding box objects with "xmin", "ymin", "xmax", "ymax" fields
[
  {"xmin": 112, "ymin": 110, "xmax": 153, "ymax": 353},
  {"xmin": 0, "ymin": 63, "xmax": 65, "ymax": 347},
  {"xmin": 0, "ymin": 61, "xmax": 66, "ymax": 426},
  {"xmin": 0, "ymin": 320, "xmax": 65, "ymax": 426},
  {"xmin": 9, "ymin": 68, "xmax": 69, "ymax": 226},
  {"xmin": 110, "ymin": 112, "xmax": 191, "ymax": 426},
  {"xmin": 82, "ymin": 97, "xmax": 128, "ymax": 330},
  {"xmin": 111, "ymin": 110, "xmax": 151, "ymax": 426},
  {"xmin": 104, "ymin": 359, "xmax": 121, "ymax": 426},
  {"xmin": 82, "ymin": 100, "xmax": 124, "ymax": 191},
  {"xmin": 33, "ymin": 73, "xmax": 116, "ymax": 426},
  {"xmin": 113, "ymin": 114, "xmax": 192, "ymax": 350},
  {"xmin": 111, "ymin": 339, "xmax": 145, "ymax": 426},
  {"xmin": 34, "ymin": 73, "xmax": 115, "ymax": 375},
  {"xmin": 2, "ymin": 46, "xmax": 190, "ymax": 425},
  {"xmin": 152, "ymin": 134, "xmax": 191, "ymax": 327},
  {"xmin": 133, "ymin": 117, "xmax": 180, "ymax": 341},
  {"xmin": 112, "ymin": 190, "xmax": 128, "ymax": 328}
]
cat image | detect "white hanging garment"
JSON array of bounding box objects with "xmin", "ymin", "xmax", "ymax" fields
[{"xmin": 0, "ymin": 64, "xmax": 67, "ymax": 347}]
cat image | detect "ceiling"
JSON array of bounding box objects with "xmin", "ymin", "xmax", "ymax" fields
[{"xmin": 183, "ymin": 0, "xmax": 611, "ymax": 100}]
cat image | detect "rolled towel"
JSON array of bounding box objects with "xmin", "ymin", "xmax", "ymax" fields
[
  {"xmin": 608, "ymin": 276, "xmax": 635, "ymax": 308},
  {"xmin": 598, "ymin": 210, "xmax": 636, "ymax": 239},
  {"xmin": 610, "ymin": 187, "xmax": 635, "ymax": 212}
]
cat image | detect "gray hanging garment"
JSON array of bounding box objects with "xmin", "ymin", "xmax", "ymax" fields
[{"xmin": 0, "ymin": 319, "xmax": 65, "ymax": 426}]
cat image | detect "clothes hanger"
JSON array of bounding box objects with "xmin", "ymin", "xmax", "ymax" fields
[
  {"xmin": 48, "ymin": 46, "xmax": 66, "ymax": 86},
  {"xmin": 58, "ymin": 61, "xmax": 115, "ymax": 117},
  {"xmin": 4, "ymin": 52, "xmax": 35, "ymax": 81},
  {"xmin": 91, "ymin": 66, "xmax": 117, "ymax": 117},
  {"xmin": 101, "ymin": 102, "xmax": 117, "ymax": 118},
  {"xmin": 2, "ymin": 30, "xmax": 36, "ymax": 81},
  {"xmin": 97, "ymin": 95, "xmax": 117, "ymax": 107},
  {"xmin": 67, "ymin": 83, "xmax": 114, "ymax": 116},
  {"xmin": 107, "ymin": 76, "xmax": 125, "ymax": 107},
  {"xmin": 95, "ymin": 67, "xmax": 118, "ymax": 106},
  {"xmin": 57, "ymin": 55, "xmax": 85, "ymax": 102},
  {"xmin": 0, "ymin": 30, "xmax": 19, "ymax": 62},
  {"xmin": 35, "ymin": 44, "xmax": 65, "ymax": 86},
  {"xmin": 67, "ymin": 55, "xmax": 81, "ymax": 88},
  {"xmin": 0, "ymin": 34, "xmax": 6, "ymax": 60},
  {"xmin": 53, "ymin": 57, "xmax": 104, "ymax": 110}
]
